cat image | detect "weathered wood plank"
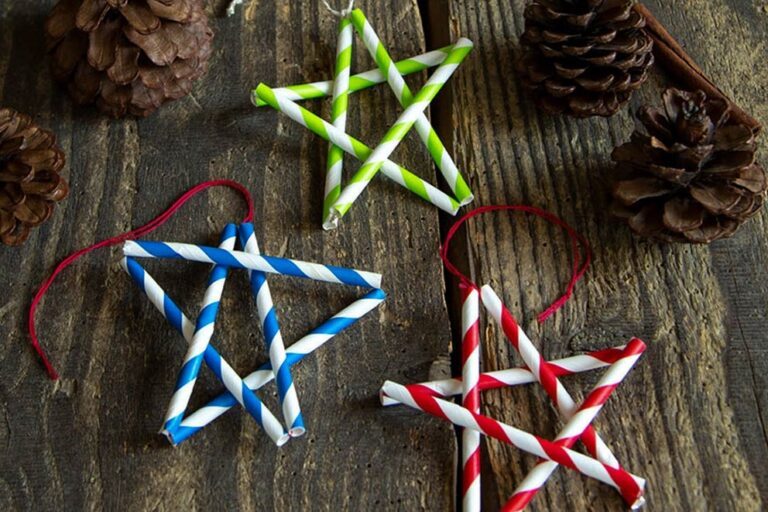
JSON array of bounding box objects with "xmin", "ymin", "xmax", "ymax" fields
[
  {"xmin": 432, "ymin": 0, "xmax": 767, "ymax": 510},
  {"xmin": 0, "ymin": 0, "xmax": 456, "ymax": 509}
]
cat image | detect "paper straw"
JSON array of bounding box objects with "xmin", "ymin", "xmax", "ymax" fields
[
  {"xmin": 481, "ymin": 286, "xmax": 623, "ymax": 474},
  {"xmin": 505, "ymin": 339, "xmax": 647, "ymax": 511},
  {"xmin": 460, "ymin": 286, "xmax": 481, "ymax": 512},
  {"xmin": 170, "ymin": 288, "xmax": 386, "ymax": 444},
  {"xmin": 380, "ymin": 381, "xmax": 645, "ymax": 507},
  {"xmin": 380, "ymin": 344, "xmax": 631, "ymax": 406},
  {"xmin": 350, "ymin": 9, "xmax": 474, "ymax": 206},
  {"xmin": 328, "ymin": 38, "xmax": 474, "ymax": 225},
  {"xmin": 123, "ymin": 240, "xmax": 382, "ymax": 289},
  {"xmin": 160, "ymin": 225, "xmax": 235, "ymax": 434},
  {"xmin": 121, "ymin": 256, "xmax": 289, "ymax": 447},
  {"xmin": 323, "ymin": 16, "xmax": 354, "ymax": 225},
  {"xmin": 254, "ymin": 83, "xmax": 461, "ymax": 228},
  {"xmin": 251, "ymin": 46, "xmax": 454, "ymax": 107},
  {"xmin": 239, "ymin": 223, "xmax": 304, "ymax": 437}
]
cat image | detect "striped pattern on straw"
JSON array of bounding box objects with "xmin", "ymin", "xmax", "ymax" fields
[
  {"xmin": 123, "ymin": 240, "xmax": 382, "ymax": 288},
  {"xmin": 239, "ymin": 223, "xmax": 304, "ymax": 438},
  {"xmin": 379, "ymin": 344, "xmax": 631, "ymax": 406},
  {"xmin": 505, "ymin": 339, "xmax": 647, "ymax": 511},
  {"xmin": 169, "ymin": 289, "xmax": 387, "ymax": 444},
  {"xmin": 254, "ymin": 83, "xmax": 461, "ymax": 228},
  {"xmin": 160, "ymin": 225, "xmax": 237, "ymax": 436},
  {"xmin": 250, "ymin": 46, "xmax": 453, "ymax": 107},
  {"xmin": 380, "ymin": 380, "xmax": 646, "ymax": 506},
  {"xmin": 121, "ymin": 255, "xmax": 289, "ymax": 446},
  {"xmin": 480, "ymin": 285, "xmax": 630, "ymax": 499},
  {"xmin": 350, "ymin": 8, "xmax": 473, "ymax": 206},
  {"xmin": 327, "ymin": 38, "xmax": 474, "ymax": 225},
  {"xmin": 460, "ymin": 286, "xmax": 481, "ymax": 512},
  {"xmin": 324, "ymin": 16, "xmax": 354, "ymax": 224}
]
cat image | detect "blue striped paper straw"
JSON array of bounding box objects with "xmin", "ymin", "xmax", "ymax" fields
[
  {"xmin": 160, "ymin": 225, "xmax": 236, "ymax": 435},
  {"xmin": 169, "ymin": 288, "xmax": 386, "ymax": 444},
  {"xmin": 122, "ymin": 255, "xmax": 289, "ymax": 446},
  {"xmin": 239, "ymin": 223, "xmax": 305, "ymax": 437},
  {"xmin": 123, "ymin": 241, "xmax": 382, "ymax": 289}
]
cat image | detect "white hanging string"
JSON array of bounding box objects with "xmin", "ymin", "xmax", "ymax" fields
[
  {"xmin": 321, "ymin": 0, "xmax": 355, "ymax": 17},
  {"xmin": 226, "ymin": 0, "xmax": 246, "ymax": 16}
]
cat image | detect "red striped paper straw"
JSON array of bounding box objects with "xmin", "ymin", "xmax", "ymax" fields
[
  {"xmin": 379, "ymin": 344, "xmax": 630, "ymax": 406},
  {"xmin": 481, "ymin": 285, "xmax": 622, "ymax": 468},
  {"xmin": 460, "ymin": 286, "xmax": 481, "ymax": 512},
  {"xmin": 380, "ymin": 381, "xmax": 646, "ymax": 505},
  {"xmin": 504, "ymin": 339, "xmax": 647, "ymax": 511}
]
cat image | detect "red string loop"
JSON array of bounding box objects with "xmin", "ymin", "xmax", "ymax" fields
[
  {"xmin": 440, "ymin": 205, "xmax": 592, "ymax": 324},
  {"xmin": 28, "ymin": 180, "xmax": 255, "ymax": 380}
]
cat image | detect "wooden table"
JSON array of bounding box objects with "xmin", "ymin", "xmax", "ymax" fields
[{"xmin": 0, "ymin": 0, "xmax": 766, "ymax": 510}]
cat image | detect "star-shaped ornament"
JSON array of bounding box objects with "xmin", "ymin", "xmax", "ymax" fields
[
  {"xmin": 122, "ymin": 223, "xmax": 385, "ymax": 445},
  {"xmin": 382, "ymin": 285, "xmax": 648, "ymax": 511},
  {"xmin": 253, "ymin": 8, "xmax": 475, "ymax": 230}
]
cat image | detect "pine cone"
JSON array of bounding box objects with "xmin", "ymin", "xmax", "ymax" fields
[
  {"xmin": 611, "ymin": 88, "xmax": 766, "ymax": 243},
  {"xmin": 518, "ymin": 0, "xmax": 654, "ymax": 117},
  {"xmin": 45, "ymin": 0, "xmax": 214, "ymax": 118},
  {"xmin": 0, "ymin": 108, "xmax": 69, "ymax": 246}
]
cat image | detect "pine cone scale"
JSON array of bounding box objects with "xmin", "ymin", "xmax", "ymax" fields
[
  {"xmin": 520, "ymin": 0, "xmax": 653, "ymax": 117},
  {"xmin": 663, "ymin": 197, "xmax": 705, "ymax": 232},
  {"xmin": 120, "ymin": 3, "xmax": 161, "ymax": 34},
  {"xmin": 0, "ymin": 108, "xmax": 69, "ymax": 246},
  {"xmin": 76, "ymin": 0, "xmax": 109, "ymax": 32},
  {"xmin": 108, "ymin": 44, "xmax": 141, "ymax": 84},
  {"xmin": 612, "ymin": 88, "xmax": 767, "ymax": 243},
  {"xmin": 47, "ymin": 0, "xmax": 213, "ymax": 117}
]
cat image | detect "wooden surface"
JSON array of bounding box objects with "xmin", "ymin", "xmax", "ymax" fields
[{"xmin": 0, "ymin": 0, "xmax": 766, "ymax": 510}]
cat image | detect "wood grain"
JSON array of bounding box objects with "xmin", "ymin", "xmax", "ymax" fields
[
  {"xmin": 0, "ymin": 1, "xmax": 455, "ymax": 510},
  {"xmin": 429, "ymin": 0, "xmax": 768, "ymax": 510}
]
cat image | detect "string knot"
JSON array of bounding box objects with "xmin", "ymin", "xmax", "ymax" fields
[{"xmin": 322, "ymin": 0, "xmax": 354, "ymax": 17}]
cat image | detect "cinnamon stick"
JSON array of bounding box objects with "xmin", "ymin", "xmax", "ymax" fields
[{"xmin": 635, "ymin": 3, "xmax": 762, "ymax": 134}]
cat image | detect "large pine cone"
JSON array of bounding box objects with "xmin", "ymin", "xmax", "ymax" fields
[
  {"xmin": 0, "ymin": 108, "xmax": 69, "ymax": 246},
  {"xmin": 611, "ymin": 88, "xmax": 766, "ymax": 244},
  {"xmin": 45, "ymin": 0, "xmax": 214, "ymax": 118},
  {"xmin": 518, "ymin": 0, "xmax": 654, "ymax": 117}
]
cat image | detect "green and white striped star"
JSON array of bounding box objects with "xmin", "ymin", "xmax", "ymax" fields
[{"xmin": 253, "ymin": 7, "xmax": 474, "ymax": 230}]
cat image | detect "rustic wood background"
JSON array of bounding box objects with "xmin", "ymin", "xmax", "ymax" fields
[{"xmin": 0, "ymin": 0, "xmax": 766, "ymax": 510}]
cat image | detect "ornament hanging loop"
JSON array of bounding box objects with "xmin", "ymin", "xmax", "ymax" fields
[
  {"xmin": 322, "ymin": 0, "xmax": 355, "ymax": 17},
  {"xmin": 440, "ymin": 205, "xmax": 593, "ymax": 323}
]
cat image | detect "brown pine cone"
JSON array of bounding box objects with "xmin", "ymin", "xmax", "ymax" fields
[
  {"xmin": 611, "ymin": 88, "xmax": 766, "ymax": 244},
  {"xmin": 0, "ymin": 108, "xmax": 69, "ymax": 246},
  {"xmin": 518, "ymin": 0, "xmax": 654, "ymax": 117},
  {"xmin": 45, "ymin": 0, "xmax": 214, "ymax": 118}
]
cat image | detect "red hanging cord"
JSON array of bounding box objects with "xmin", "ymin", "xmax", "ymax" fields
[
  {"xmin": 28, "ymin": 180, "xmax": 255, "ymax": 380},
  {"xmin": 440, "ymin": 205, "xmax": 592, "ymax": 323}
]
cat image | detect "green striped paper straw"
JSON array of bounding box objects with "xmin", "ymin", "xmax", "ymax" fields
[
  {"xmin": 251, "ymin": 46, "xmax": 453, "ymax": 107},
  {"xmin": 350, "ymin": 9, "xmax": 474, "ymax": 207},
  {"xmin": 323, "ymin": 16, "xmax": 354, "ymax": 225},
  {"xmin": 328, "ymin": 38, "xmax": 474, "ymax": 225},
  {"xmin": 255, "ymin": 83, "xmax": 460, "ymax": 229}
]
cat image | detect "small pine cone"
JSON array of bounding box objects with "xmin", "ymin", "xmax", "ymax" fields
[
  {"xmin": 611, "ymin": 88, "xmax": 766, "ymax": 244},
  {"xmin": 518, "ymin": 0, "xmax": 654, "ymax": 117},
  {"xmin": 0, "ymin": 108, "xmax": 69, "ymax": 246},
  {"xmin": 45, "ymin": 0, "xmax": 214, "ymax": 118}
]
